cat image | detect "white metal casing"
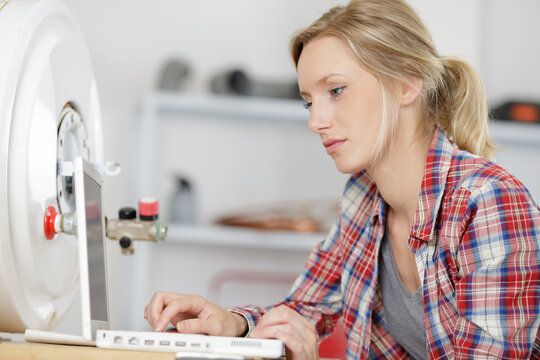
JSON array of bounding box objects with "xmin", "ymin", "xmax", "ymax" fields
[
  {"xmin": 0, "ymin": 0, "xmax": 103, "ymax": 331},
  {"xmin": 73, "ymin": 157, "xmax": 109, "ymax": 340}
]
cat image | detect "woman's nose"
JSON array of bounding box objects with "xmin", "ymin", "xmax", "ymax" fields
[{"xmin": 308, "ymin": 104, "xmax": 331, "ymax": 133}]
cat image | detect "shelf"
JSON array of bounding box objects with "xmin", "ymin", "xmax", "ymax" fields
[
  {"xmin": 490, "ymin": 120, "xmax": 540, "ymax": 145},
  {"xmin": 140, "ymin": 92, "xmax": 308, "ymax": 125},
  {"xmin": 164, "ymin": 223, "xmax": 323, "ymax": 251}
]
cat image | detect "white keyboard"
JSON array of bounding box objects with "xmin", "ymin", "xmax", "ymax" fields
[{"xmin": 96, "ymin": 330, "xmax": 283, "ymax": 358}]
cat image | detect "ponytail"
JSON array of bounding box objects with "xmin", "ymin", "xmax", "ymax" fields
[{"xmin": 430, "ymin": 57, "xmax": 495, "ymax": 160}]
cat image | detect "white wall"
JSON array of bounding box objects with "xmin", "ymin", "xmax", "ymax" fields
[
  {"xmin": 479, "ymin": 0, "xmax": 540, "ymax": 106},
  {"xmin": 410, "ymin": 0, "xmax": 482, "ymax": 68}
]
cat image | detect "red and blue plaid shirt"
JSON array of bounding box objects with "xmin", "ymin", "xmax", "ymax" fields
[{"xmin": 232, "ymin": 128, "xmax": 540, "ymax": 359}]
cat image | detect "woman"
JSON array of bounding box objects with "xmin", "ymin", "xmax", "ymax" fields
[{"xmin": 145, "ymin": 0, "xmax": 540, "ymax": 358}]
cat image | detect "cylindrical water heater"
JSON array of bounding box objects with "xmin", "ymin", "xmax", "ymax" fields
[{"xmin": 0, "ymin": 0, "xmax": 103, "ymax": 332}]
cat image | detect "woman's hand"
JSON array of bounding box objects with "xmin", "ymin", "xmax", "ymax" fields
[
  {"xmin": 251, "ymin": 305, "xmax": 319, "ymax": 360},
  {"xmin": 144, "ymin": 292, "xmax": 247, "ymax": 336}
]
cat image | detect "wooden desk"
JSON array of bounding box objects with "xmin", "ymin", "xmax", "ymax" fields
[
  {"xmin": 0, "ymin": 341, "xmax": 175, "ymax": 360},
  {"xmin": 0, "ymin": 341, "xmax": 287, "ymax": 360}
]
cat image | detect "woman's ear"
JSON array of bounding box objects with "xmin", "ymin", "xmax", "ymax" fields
[{"xmin": 400, "ymin": 75, "xmax": 423, "ymax": 106}]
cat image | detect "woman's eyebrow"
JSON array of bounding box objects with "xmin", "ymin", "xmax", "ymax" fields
[
  {"xmin": 300, "ymin": 73, "xmax": 346, "ymax": 98},
  {"xmin": 299, "ymin": 90, "xmax": 310, "ymax": 99},
  {"xmin": 317, "ymin": 73, "xmax": 345, "ymax": 85}
]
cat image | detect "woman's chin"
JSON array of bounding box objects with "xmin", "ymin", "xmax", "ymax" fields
[{"xmin": 335, "ymin": 161, "xmax": 365, "ymax": 175}]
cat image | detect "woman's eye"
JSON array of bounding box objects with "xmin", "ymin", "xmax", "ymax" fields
[
  {"xmin": 330, "ymin": 86, "xmax": 345, "ymax": 97},
  {"xmin": 303, "ymin": 102, "xmax": 312, "ymax": 111}
]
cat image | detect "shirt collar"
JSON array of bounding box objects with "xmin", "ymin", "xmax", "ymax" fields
[
  {"xmin": 409, "ymin": 127, "xmax": 454, "ymax": 244},
  {"xmin": 351, "ymin": 170, "xmax": 386, "ymax": 228}
]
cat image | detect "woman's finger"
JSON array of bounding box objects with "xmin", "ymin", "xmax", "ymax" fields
[
  {"xmin": 254, "ymin": 324, "xmax": 317, "ymax": 360},
  {"xmin": 252, "ymin": 307, "xmax": 318, "ymax": 360},
  {"xmin": 143, "ymin": 304, "xmax": 150, "ymax": 325},
  {"xmin": 155, "ymin": 295, "xmax": 207, "ymax": 332},
  {"xmin": 147, "ymin": 292, "xmax": 190, "ymax": 330},
  {"xmin": 255, "ymin": 306, "xmax": 306, "ymax": 333},
  {"xmin": 147, "ymin": 292, "xmax": 172, "ymax": 330},
  {"xmin": 176, "ymin": 317, "xmax": 224, "ymax": 335}
]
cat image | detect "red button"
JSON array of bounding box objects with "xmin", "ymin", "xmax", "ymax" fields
[
  {"xmin": 44, "ymin": 206, "xmax": 58, "ymax": 240},
  {"xmin": 139, "ymin": 197, "xmax": 159, "ymax": 217}
]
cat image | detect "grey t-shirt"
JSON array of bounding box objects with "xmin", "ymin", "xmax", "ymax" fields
[{"xmin": 378, "ymin": 231, "xmax": 428, "ymax": 360}]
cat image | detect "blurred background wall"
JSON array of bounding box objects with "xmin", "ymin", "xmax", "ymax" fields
[
  {"xmin": 60, "ymin": 0, "xmax": 540, "ymax": 215},
  {"xmin": 55, "ymin": 0, "xmax": 540, "ymax": 331}
]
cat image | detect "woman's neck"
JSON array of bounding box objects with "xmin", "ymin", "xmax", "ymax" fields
[{"xmin": 368, "ymin": 114, "xmax": 432, "ymax": 226}]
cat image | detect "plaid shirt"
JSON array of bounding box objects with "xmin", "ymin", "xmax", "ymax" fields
[{"xmin": 232, "ymin": 128, "xmax": 540, "ymax": 359}]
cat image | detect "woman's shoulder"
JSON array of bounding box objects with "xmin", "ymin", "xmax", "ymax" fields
[{"xmin": 447, "ymin": 149, "xmax": 539, "ymax": 209}]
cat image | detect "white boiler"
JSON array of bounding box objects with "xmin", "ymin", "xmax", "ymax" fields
[{"xmin": 0, "ymin": 0, "xmax": 103, "ymax": 332}]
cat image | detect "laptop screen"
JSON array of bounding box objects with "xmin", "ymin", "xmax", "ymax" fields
[{"xmin": 84, "ymin": 171, "xmax": 108, "ymax": 322}]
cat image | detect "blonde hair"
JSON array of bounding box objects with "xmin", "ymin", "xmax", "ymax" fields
[{"xmin": 291, "ymin": 0, "xmax": 495, "ymax": 161}]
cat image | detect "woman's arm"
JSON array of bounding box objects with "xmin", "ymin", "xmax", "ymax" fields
[
  {"xmin": 453, "ymin": 181, "xmax": 540, "ymax": 358},
  {"xmin": 229, "ymin": 217, "xmax": 344, "ymax": 338},
  {"xmin": 144, "ymin": 218, "xmax": 344, "ymax": 360}
]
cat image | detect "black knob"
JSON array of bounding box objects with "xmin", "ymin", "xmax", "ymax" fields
[
  {"xmin": 119, "ymin": 237, "xmax": 132, "ymax": 249},
  {"xmin": 119, "ymin": 207, "xmax": 136, "ymax": 220}
]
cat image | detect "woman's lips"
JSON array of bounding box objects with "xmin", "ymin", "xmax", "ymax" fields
[{"xmin": 323, "ymin": 139, "xmax": 346, "ymax": 154}]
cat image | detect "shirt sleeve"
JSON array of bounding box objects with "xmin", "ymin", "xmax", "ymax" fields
[
  {"xmin": 229, "ymin": 210, "xmax": 344, "ymax": 338},
  {"xmin": 453, "ymin": 181, "xmax": 540, "ymax": 359}
]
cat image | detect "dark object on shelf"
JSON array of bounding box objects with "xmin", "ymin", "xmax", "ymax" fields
[
  {"xmin": 210, "ymin": 69, "xmax": 250, "ymax": 95},
  {"xmin": 157, "ymin": 58, "xmax": 191, "ymax": 91},
  {"xmin": 168, "ymin": 175, "xmax": 196, "ymax": 224},
  {"xmin": 210, "ymin": 68, "xmax": 300, "ymax": 99},
  {"xmin": 491, "ymin": 101, "xmax": 540, "ymax": 123}
]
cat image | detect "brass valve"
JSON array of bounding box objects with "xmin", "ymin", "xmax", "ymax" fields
[{"xmin": 106, "ymin": 198, "xmax": 167, "ymax": 255}]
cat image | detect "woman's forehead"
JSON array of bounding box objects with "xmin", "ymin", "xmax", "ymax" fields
[
  {"xmin": 297, "ymin": 36, "xmax": 370, "ymax": 85},
  {"xmin": 299, "ymin": 37, "xmax": 355, "ymax": 70}
]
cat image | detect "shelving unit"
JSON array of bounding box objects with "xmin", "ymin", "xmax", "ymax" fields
[
  {"xmin": 489, "ymin": 119, "xmax": 540, "ymax": 145},
  {"xmin": 165, "ymin": 223, "xmax": 322, "ymax": 251},
  {"xmin": 130, "ymin": 92, "xmax": 312, "ymax": 203}
]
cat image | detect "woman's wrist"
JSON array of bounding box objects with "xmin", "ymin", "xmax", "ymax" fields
[{"xmin": 231, "ymin": 312, "xmax": 249, "ymax": 337}]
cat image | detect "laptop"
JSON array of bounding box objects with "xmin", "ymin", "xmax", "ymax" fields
[
  {"xmin": 25, "ymin": 156, "xmax": 109, "ymax": 346},
  {"xmin": 25, "ymin": 157, "xmax": 283, "ymax": 358}
]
